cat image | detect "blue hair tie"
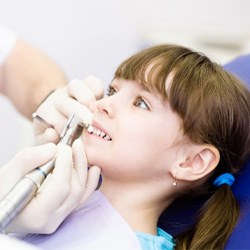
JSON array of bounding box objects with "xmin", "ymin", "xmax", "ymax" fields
[{"xmin": 213, "ymin": 173, "xmax": 235, "ymax": 187}]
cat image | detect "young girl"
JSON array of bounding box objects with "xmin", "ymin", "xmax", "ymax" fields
[{"xmin": 21, "ymin": 44, "xmax": 250, "ymax": 249}]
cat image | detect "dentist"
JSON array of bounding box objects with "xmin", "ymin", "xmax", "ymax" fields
[{"xmin": 0, "ymin": 25, "xmax": 101, "ymax": 247}]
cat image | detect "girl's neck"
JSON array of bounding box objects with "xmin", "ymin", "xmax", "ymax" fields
[{"xmin": 99, "ymin": 178, "xmax": 173, "ymax": 235}]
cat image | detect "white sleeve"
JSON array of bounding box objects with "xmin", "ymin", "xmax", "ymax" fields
[{"xmin": 0, "ymin": 25, "xmax": 17, "ymax": 65}]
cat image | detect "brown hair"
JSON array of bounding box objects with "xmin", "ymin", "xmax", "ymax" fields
[{"xmin": 115, "ymin": 44, "xmax": 250, "ymax": 249}]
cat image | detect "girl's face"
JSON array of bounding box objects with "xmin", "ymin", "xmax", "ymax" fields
[{"xmin": 82, "ymin": 78, "xmax": 185, "ymax": 183}]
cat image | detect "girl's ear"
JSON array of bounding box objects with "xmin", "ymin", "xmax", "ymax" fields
[{"xmin": 174, "ymin": 145, "xmax": 220, "ymax": 181}]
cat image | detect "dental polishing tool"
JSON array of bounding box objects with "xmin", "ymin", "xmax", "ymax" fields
[{"xmin": 0, "ymin": 113, "xmax": 88, "ymax": 232}]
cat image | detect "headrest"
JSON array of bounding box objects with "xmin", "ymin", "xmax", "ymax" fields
[{"xmin": 224, "ymin": 54, "xmax": 250, "ymax": 88}]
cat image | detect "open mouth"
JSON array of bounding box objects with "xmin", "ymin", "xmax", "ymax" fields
[{"xmin": 86, "ymin": 125, "xmax": 112, "ymax": 141}]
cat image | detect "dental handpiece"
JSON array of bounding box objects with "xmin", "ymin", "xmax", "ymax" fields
[{"xmin": 0, "ymin": 113, "xmax": 86, "ymax": 232}]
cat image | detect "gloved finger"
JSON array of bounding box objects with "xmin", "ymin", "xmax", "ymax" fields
[
  {"xmin": 34, "ymin": 108, "xmax": 67, "ymax": 137},
  {"xmin": 56, "ymin": 168, "xmax": 85, "ymax": 216},
  {"xmin": 6, "ymin": 169, "xmax": 70, "ymax": 234},
  {"xmin": 56, "ymin": 139, "xmax": 90, "ymax": 209},
  {"xmin": 83, "ymin": 76, "xmax": 104, "ymax": 99},
  {"xmin": 55, "ymin": 97, "xmax": 93, "ymax": 125},
  {"xmin": 35, "ymin": 128, "xmax": 60, "ymax": 145},
  {"xmin": 35, "ymin": 142, "xmax": 89, "ymax": 232},
  {"xmin": 32, "ymin": 114, "xmax": 53, "ymax": 135},
  {"xmin": 0, "ymin": 143, "xmax": 56, "ymax": 197},
  {"xmin": 34, "ymin": 88, "xmax": 69, "ymax": 132},
  {"xmin": 79, "ymin": 165, "xmax": 101, "ymax": 204},
  {"xmin": 67, "ymin": 79, "xmax": 96, "ymax": 105},
  {"xmin": 11, "ymin": 143, "xmax": 57, "ymax": 177},
  {"xmin": 35, "ymin": 145, "xmax": 73, "ymax": 215},
  {"xmin": 53, "ymin": 165, "xmax": 101, "ymax": 218},
  {"xmin": 53, "ymin": 139, "xmax": 94, "ymax": 209},
  {"xmin": 34, "ymin": 170, "xmax": 83, "ymax": 234},
  {"xmin": 71, "ymin": 139, "xmax": 88, "ymax": 187}
]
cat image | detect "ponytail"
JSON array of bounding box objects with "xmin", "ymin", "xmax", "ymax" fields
[{"xmin": 176, "ymin": 185, "xmax": 239, "ymax": 250}]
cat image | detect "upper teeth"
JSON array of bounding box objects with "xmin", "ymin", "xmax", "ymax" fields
[{"xmin": 86, "ymin": 125, "xmax": 111, "ymax": 141}]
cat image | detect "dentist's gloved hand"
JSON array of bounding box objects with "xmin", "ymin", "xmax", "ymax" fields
[
  {"xmin": 0, "ymin": 143, "xmax": 56, "ymax": 201},
  {"xmin": 33, "ymin": 76, "xmax": 104, "ymax": 144},
  {"xmin": 2, "ymin": 140, "xmax": 101, "ymax": 234}
]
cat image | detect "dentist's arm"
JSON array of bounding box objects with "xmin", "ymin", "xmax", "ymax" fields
[
  {"xmin": 0, "ymin": 39, "xmax": 67, "ymax": 120},
  {"xmin": 1, "ymin": 141, "xmax": 100, "ymax": 234}
]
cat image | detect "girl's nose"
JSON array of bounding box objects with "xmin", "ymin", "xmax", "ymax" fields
[{"xmin": 90, "ymin": 96, "xmax": 115, "ymax": 117}]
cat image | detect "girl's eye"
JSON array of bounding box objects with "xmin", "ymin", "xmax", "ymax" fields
[
  {"xmin": 134, "ymin": 97, "xmax": 149, "ymax": 110},
  {"xmin": 106, "ymin": 86, "xmax": 116, "ymax": 96}
]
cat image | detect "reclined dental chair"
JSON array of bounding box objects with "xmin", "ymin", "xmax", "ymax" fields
[{"xmin": 158, "ymin": 54, "xmax": 250, "ymax": 249}]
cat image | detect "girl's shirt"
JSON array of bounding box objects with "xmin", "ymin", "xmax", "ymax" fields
[
  {"xmin": 20, "ymin": 191, "xmax": 174, "ymax": 250},
  {"xmin": 136, "ymin": 228, "xmax": 175, "ymax": 250}
]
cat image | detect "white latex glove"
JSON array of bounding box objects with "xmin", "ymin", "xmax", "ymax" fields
[
  {"xmin": 33, "ymin": 76, "xmax": 104, "ymax": 144},
  {"xmin": 3, "ymin": 140, "xmax": 101, "ymax": 234},
  {"xmin": 0, "ymin": 143, "xmax": 56, "ymax": 200}
]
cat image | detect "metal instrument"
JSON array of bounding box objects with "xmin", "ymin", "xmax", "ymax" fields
[{"xmin": 0, "ymin": 113, "xmax": 85, "ymax": 232}]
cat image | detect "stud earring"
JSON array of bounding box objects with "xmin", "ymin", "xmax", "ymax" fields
[
  {"xmin": 172, "ymin": 173, "xmax": 178, "ymax": 187},
  {"xmin": 173, "ymin": 179, "xmax": 178, "ymax": 187}
]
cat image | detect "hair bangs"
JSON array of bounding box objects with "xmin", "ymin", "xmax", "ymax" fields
[{"xmin": 114, "ymin": 49, "xmax": 176, "ymax": 99}]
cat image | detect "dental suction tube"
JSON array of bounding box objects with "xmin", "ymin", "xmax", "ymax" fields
[{"xmin": 0, "ymin": 114, "xmax": 83, "ymax": 232}]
